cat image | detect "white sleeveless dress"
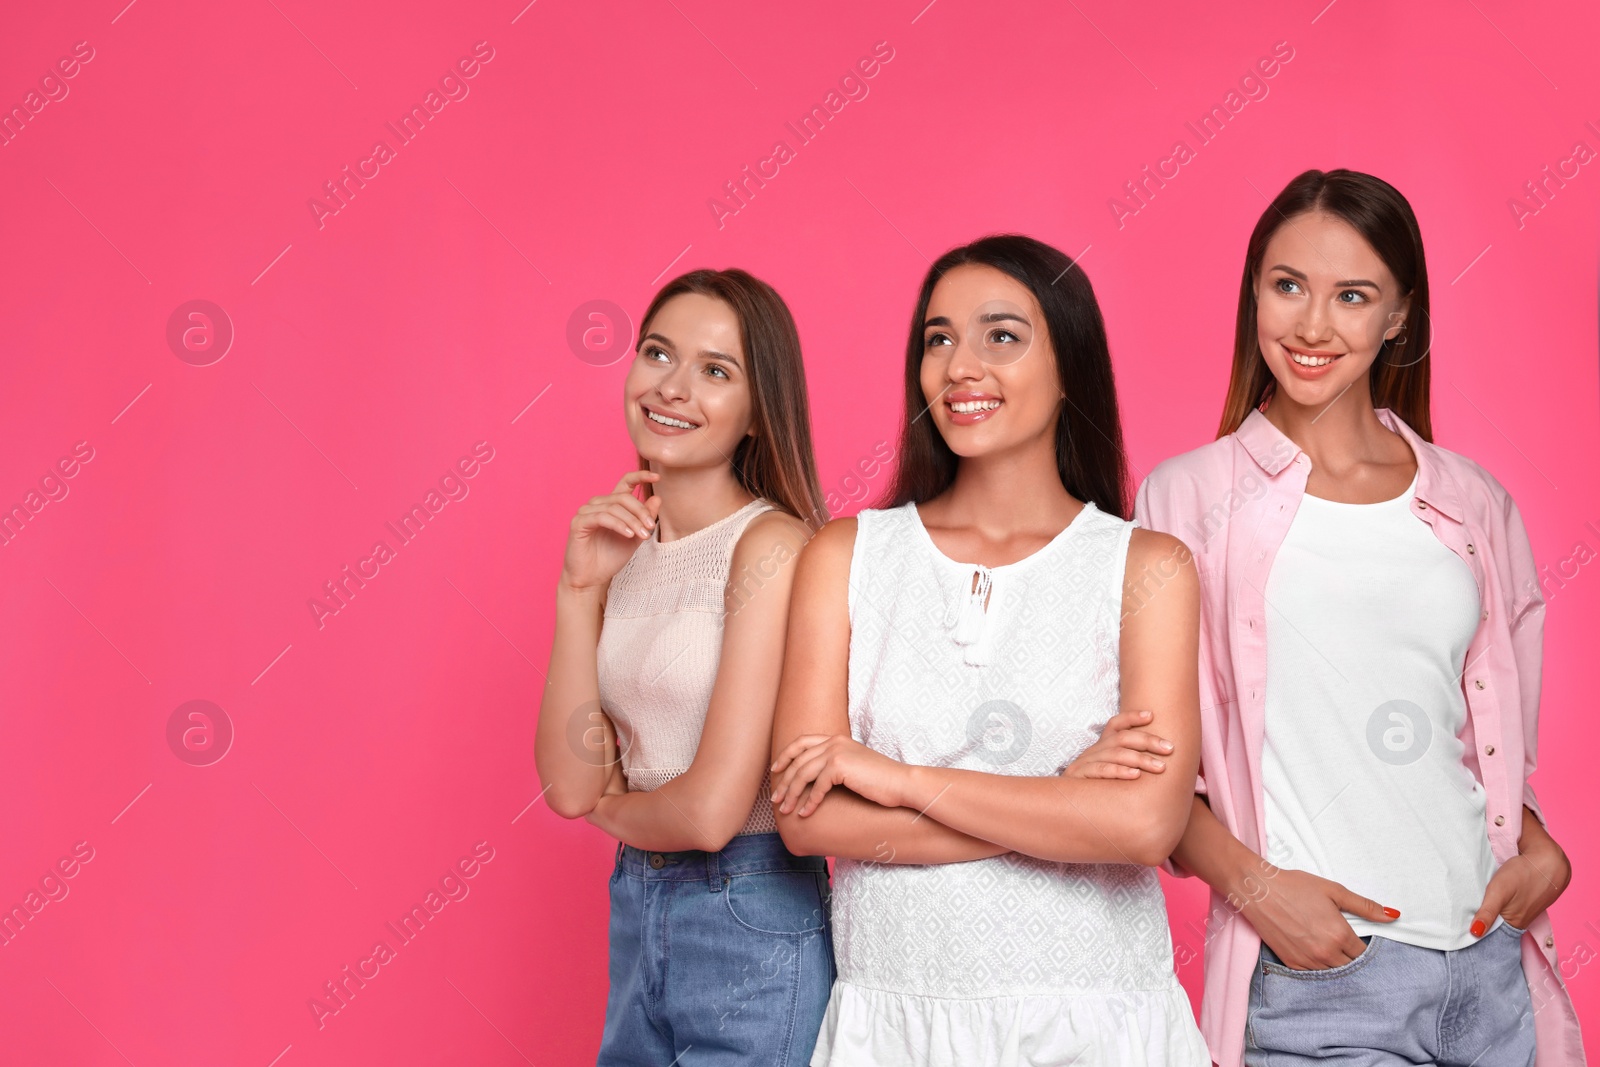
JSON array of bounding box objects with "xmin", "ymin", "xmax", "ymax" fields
[{"xmin": 810, "ymin": 500, "xmax": 1208, "ymax": 1066}]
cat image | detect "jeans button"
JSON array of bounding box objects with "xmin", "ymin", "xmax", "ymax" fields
[{"xmin": 649, "ymin": 853, "xmax": 665, "ymax": 869}]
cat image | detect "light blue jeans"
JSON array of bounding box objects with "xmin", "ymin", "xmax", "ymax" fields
[
  {"xmin": 597, "ymin": 832, "xmax": 835, "ymax": 1066},
  {"xmin": 1245, "ymin": 922, "xmax": 1536, "ymax": 1066}
]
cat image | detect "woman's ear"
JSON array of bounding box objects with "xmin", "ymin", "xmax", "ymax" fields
[{"xmin": 1383, "ymin": 295, "xmax": 1413, "ymax": 341}]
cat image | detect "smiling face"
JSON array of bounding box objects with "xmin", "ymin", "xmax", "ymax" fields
[
  {"xmin": 622, "ymin": 292, "xmax": 755, "ymax": 469},
  {"xmin": 1254, "ymin": 210, "xmax": 1412, "ymax": 410},
  {"xmin": 920, "ymin": 264, "xmax": 1061, "ymax": 459}
]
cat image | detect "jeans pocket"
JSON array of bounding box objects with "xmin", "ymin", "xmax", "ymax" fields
[
  {"xmin": 1262, "ymin": 935, "xmax": 1383, "ymax": 980},
  {"xmin": 1498, "ymin": 918, "xmax": 1529, "ymax": 938},
  {"xmin": 723, "ymin": 871, "xmax": 830, "ymax": 936}
]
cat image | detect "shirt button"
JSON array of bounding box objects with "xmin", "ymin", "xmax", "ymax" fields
[
  {"xmin": 1481, "ymin": 610, "xmax": 1489, "ymax": 620},
  {"xmin": 1484, "ymin": 745, "xmax": 1496, "ymax": 755},
  {"xmin": 1418, "ymin": 501, "xmax": 1428, "ymax": 510},
  {"xmin": 1474, "ymin": 680, "xmax": 1485, "ymax": 690},
  {"xmin": 1467, "ymin": 543, "xmax": 1476, "ymax": 554},
  {"xmin": 649, "ymin": 853, "xmax": 666, "ymax": 869},
  {"xmin": 1494, "ymin": 815, "xmax": 1506, "ymax": 826},
  {"xmin": 1547, "ymin": 936, "xmax": 1556, "ymax": 949}
]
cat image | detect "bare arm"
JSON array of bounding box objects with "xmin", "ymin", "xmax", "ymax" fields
[
  {"xmin": 534, "ymin": 472, "xmax": 662, "ymax": 820},
  {"xmin": 776, "ymin": 529, "xmax": 1203, "ymax": 866},
  {"xmin": 585, "ymin": 511, "xmax": 812, "ymax": 852},
  {"xmin": 1171, "ymin": 791, "xmax": 1402, "ymax": 968},
  {"xmin": 771, "ymin": 518, "xmax": 1013, "ymax": 864}
]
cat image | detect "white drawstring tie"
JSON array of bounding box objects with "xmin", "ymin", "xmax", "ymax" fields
[{"xmin": 951, "ymin": 565, "xmax": 995, "ymax": 665}]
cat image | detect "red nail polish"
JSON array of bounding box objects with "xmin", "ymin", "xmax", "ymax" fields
[
  {"xmin": 1470, "ymin": 919, "xmax": 1486, "ymax": 937},
  {"xmin": 1382, "ymin": 907, "xmax": 1400, "ymax": 919}
]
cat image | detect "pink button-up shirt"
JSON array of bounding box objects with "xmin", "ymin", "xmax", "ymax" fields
[{"xmin": 1134, "ymin": 406, "xmax": 1586, "ymax": 1067}]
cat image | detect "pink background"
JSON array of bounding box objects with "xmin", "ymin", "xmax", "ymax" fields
[{"xmin": 2, "ymin": 1, "xmax": 1597, "ymax": 1063}]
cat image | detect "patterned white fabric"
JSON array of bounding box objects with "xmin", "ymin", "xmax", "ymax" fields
[
  {"xmin": 811, "ymin": 501, "xmax": 1208, "ymax": 1065},
  {"xmin": 596, "ymin": 497, "xmax": 777, "ymax": 837}
]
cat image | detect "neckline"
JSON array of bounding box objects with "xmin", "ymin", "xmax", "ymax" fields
[
  {"xmin": 1302, "ymin": 469, "xmax": 1418, "ymax": 508},
  {"xmin": 650, "ymin": 497, "xmax": 766, "ymax": 546},
  {"xmin": 904, "ymin": 499, "xmax": 1098, "ymax": 573}
]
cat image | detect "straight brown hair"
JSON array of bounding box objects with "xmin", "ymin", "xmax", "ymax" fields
[
  {"xmin": 1216, "ymin": 168, "xmax": 1432, "ymax": 441},
  {"xmin": 880, "ymin": 233, "xmax": 1130, "ymax": 519},
  {"xmin": 635, "ymin": 269, "xmax": 829, "ymax": 529}
]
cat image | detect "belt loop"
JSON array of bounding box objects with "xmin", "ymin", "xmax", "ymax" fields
[
  {"xmin": 615, "ymin": 840, "xmax": 624, "ymax": 865},
  {"xmin": 707, "ymin": 846, "xmax": 722, "ymax": 892}
]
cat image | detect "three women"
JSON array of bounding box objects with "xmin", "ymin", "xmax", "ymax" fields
[{"xmin": 537, "ymin": 169, "xmax": 1583, "ymax": 1065}]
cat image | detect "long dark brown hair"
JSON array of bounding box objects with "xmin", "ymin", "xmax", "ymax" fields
[
  {"xmin": 1217, "ymin": 168, "xmax": 1432, "ymax": 440},
  {"xmin": 634, "ymin": 269, "xmax": 829, "ymax": 529},
  {"xmin": 880, "ymin": 233, "xmax": 1130, "ymax": 519}
]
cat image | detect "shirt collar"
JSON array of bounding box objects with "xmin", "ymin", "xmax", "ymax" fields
[{"xmin": 1235, "ymin": 406, "xmax": 1464, "ymax": 523}]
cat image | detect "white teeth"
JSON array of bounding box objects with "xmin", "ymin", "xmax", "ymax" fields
[
  {"xmin": 951, "ymin": 399, "xmax": 1001, "ymax": 413},
  {"xmin": 646, "ymin": 409, "xmax": 696, "ymax": 429},
  {"xmin": 1290, "ymin": 352, "xmax": 1339, "ymax": 367}
]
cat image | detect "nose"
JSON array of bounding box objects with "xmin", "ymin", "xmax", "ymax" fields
[
  {"xmin": 655, "ymin": 360, "xmax": 692, "ymax": 402},
  {"xmin": 1296, "ymin": 298, "xmax": 1334, "ymax": 345},
  {"xmin": 944, "ymin": 332, "xmax": 986, "ymax": 385}
]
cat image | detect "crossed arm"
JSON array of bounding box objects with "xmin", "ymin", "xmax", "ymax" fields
[{"xmin": 769, "ymin": 518, "xmax": 1203, "ymax": 867}]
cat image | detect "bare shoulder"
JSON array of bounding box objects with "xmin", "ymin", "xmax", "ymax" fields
[
  {"xmin": 730, "ymin": 508, "xmax": 811, "ymax": 566},
  {"xmin": 1122, "ymin": 527, "xmax": 1198, "ymax": 619},
  {"xmin": 1126, "ymin": 527, "xmax": 1196, "ymax": 574},
  {"xmin": 796, "ymin": 516, "xmax": 858, "ymax": 579}
]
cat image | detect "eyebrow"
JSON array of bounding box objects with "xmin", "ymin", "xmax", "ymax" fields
[
  {"xmin": 1268, "ymin": 264, "xmax": 1381, "ymax": 290},
  {"xmin": 640, "ymin": 332, "xmax": 742, "ymax": 367},
  {"xmin": 923, "ymin": 311, "xmax": 1032, "ymax": 329}
]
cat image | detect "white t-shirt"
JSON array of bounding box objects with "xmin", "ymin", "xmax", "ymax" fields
[{"xmin": 1261, "ymin": 471, "xmax": 1498, "ymax": 950}]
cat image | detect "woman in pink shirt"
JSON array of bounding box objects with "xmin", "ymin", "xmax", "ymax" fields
[{"xmin": 1134, "ymin": 169, "xmax": 1586, "ymax": 1066}]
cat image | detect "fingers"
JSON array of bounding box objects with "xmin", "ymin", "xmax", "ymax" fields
[
  {"xmin": 1092, "ymin": 746, "xmax": 1168, "ymax": 773},
  {"xmin": 770, "ymin": 737, "xmax": 833, "ymax": 810},
  {"xmin": 578, "ymin": 501, "xmax": 653, "ymax": 539},
  {"xmin": 1100, "ymin": 710, "xmax": 1173, "ymax": 755},
  {"xmin": 1469, "ymin": 880, "xmax": 1509, "ymax": 938},
  {"xmin": 797, "ymin": 772, "xmax": 837, "ymax": 816},
  {"xmin": 597, "ymin": 495, "xmax": 656, "ymax": 533},
  {"xmin": 1101, "ymin": 709, "xmax": 1153, "ymax": 733},
  {"xmin": 611, "ymin": 470, "xmax": 661, "ymax": 494},
  {"xmin": 1108, "ymin": 730, "xmax": 1175, "ymax": 755},
  {"xmin": 1333, "ymin": 885, "xmax": 1400, "ymax": 925},
  {"xmin": 582, "ymin": 474, "xmax": 659, "ymax": 535},
  {"xmin": 773, "ymin": 748, "xmax": 835, "ymax": 814},
  {"xmin": 771, "ymin": 734, "xmax": 832, "ymax": 774},
  {"xmin": 1338, "ymin": 928, "xmax": 1370, "ymax": 964},
  {"xmin": 1068, "ymin": 761, "xmax": 1142, "ymax": 780}
]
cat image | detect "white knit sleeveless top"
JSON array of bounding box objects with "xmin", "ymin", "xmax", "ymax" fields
[
  {"xmin": 596, "ymin": 497, "xmax": 778, "ymax": 838},
  {"xmin": 809, "ymin": 499, "xmax": 1208, "ymax": 1066}
]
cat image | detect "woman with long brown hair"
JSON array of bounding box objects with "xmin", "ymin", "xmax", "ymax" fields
[
  {"xmin": 1136, "ymin": 169, "xmax": 1585, "ymax": 1066},
  {"xmin": 535, "ymin": 268, "xmax": 835, "ymax": 1065},
  {"xmin": 769, "ymin": 234, "xmax": 1208, "ymax": 1064}
]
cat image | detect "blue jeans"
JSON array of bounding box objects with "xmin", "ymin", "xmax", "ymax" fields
[
  {"xmin": 597, "ymin": 832, "xmax": 835, "ymax": 1066},
  {"xmin": 1244, "ymin": 922, "xmax": 1536, "ymax": 1066}
]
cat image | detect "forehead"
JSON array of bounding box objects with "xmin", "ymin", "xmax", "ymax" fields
[
  {"xmin": 1260, "ymin": 211, "xmax": 1394, "ymax": 284},
  {"xmin": 926, "ymin": 263, "xmax": 1040, "ymax": 318},
  {"xmin": 647, "ymin": 292, "xmax": 744, "ymax": 352}
]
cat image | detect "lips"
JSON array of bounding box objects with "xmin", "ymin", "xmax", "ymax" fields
[
  {"xmin": 945, "ymin": 392, "xmax": 1003, "ymax": 426},
  {"xmin": 1286, "ymin": 347, "xmax": 1344, "ymax": 367},
  {"xmin": 640, "ymin": 402, "xmax": 700, "ymax": 433},
  {"xmin": 1282, "ymin": 346, "xmax": 1345, "ymax": 380}
]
